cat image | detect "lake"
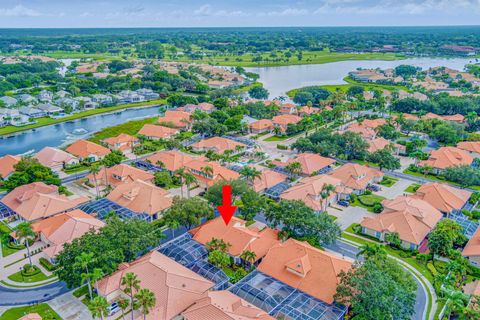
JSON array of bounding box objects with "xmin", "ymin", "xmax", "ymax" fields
[
  {"xmin": 0, "ymin": 106, "xmax": 162, "ymax": 156},
  {"xmin": 246, "ymin": 57, "xmax": 478, "ymax": 98}
]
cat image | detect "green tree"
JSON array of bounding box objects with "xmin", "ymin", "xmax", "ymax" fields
[
  {"xmin": 375, "ymin": 124, "xmax": 399, "ymax": 140},
  {"xmin": 428, "ymin": 219, "xmax": 465, "ymax": 258},
  {"xmin": 163, "ymin": 196, "xmax": 213, "ymax": 230},
  {"xmin": 204, "ymin": 179, "xmax": 250, "ymax": 206},
  {"xmin": 135, "ymin": 288, "xmax": 156, "ymax": 320},
  {"xmin": 320, "ymin": 183, "xmax": 335, "ymax": 212},
  {"xmin": 208, "ymin": 250, "xmax": 231, "ymax": 269},
  {"xmin": 122, "ymin": 272, "xmax": 141, "ymax": 320},
  {"xmin": 89, "ymin": 165, "xmax": 101, "ymax": 198},
  {"xmin": 239, "ymin": 166, "xmax": 262, "ymax": 184},
  {"xmin": 444, "ymin": 165, "xmax": 480, "ymax": 187},
  {"xmin": 385, "ymin": 232, "xmax": 402, "ymax": 248},
  {"xmin": 4, "ymin": 157, "xmax": 61, "ymax": 191},
  {"xmin": 75, "ymin": 252, "xmax": 95, "ymax": 300},
  {"xmin": 15, "ymin": 222, "xmax": 35, "ymax": 267},
  {"xmin": 183, "ymin": 172, "xmax": 197, "ymax": 198},
  {"xmin": 239, "ymin": 250, "xmax": 257, "ymax": 269},
  {"xmin": 357, "ymin": 243, "xmax": 387, "ymax": 260},
  {"xmin": 117, "ymin": 298, "xmax": 130, "ymax": 320},
  {"xmin": 154, "ymin": 171, "xmax": 172, "ymax": 188},
  {"xmin": 248, "ymin": 86, "xmax": 269, "ymax": 99},
  {"xmin": 88, "ymin": 296, "xmax": 109, "ymax": 320},
  {"xmin": 285, "ymin": 161, "xmax": 302, "ymax": 176},
  {"xmin": 102, "ymin": 150, "xmax": 124, "ymax": 167},
  {"xmin": 368, "ymin": 148, "xmax": 400, "ymax": 171},
  {"xmin": 206, "ymin": 238, "xmax": 231, "ymax": 253}
]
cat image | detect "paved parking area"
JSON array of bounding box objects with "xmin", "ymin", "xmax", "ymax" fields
[
  {"xmin": 376, "ymin": 177, "xmax": 412, "ymax": 199},
  {"xmin": 49, "ymin": 292, "xmax": 92, "ymax": 320},
  {"xmin": 327, "ymin": 205, "xmax": 376, "ymax": 230}
]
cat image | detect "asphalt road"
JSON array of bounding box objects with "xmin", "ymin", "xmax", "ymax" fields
[
  {"xmin": 0, "ymin": 281, "xmax": 69, "ymax": 306},
  {"xmin": 325, "ymin": 240, "xmax": 426, "ymax": 320}
]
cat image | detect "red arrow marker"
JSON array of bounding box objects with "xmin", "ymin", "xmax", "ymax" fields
[{"xmin": 217, "ymin": 185, "xmax": 237, "ymax": 225}]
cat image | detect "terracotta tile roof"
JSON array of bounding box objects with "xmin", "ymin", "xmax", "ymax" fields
[
  {"xmin": 0, "ymin": 154, "xmax": 20, "ymax": 178},
  {"xmin": 361, "ymin": 118, "xmax": 387, "ymax": 129},
  {"xmin": 157, "ymin": 110, "xmax": 191, "ymax": 128},
  {"xmin": 457, "ymin": 141, "xmax": 480, "ymax": 154},
  {"xmin": 422, "ymin": 112, "xmax": 444, "ymax": 120},
  {"xmin": 361, "ymin": 196, "xmax": 442, "ymax": 245},
  {"xmin": 367, "ymin": 137, "xmax": 393, "ymax": 153},
  {"xmin": 34, "ymin": 147, "xmax": 78, "ymax": 168},
  {"xmin": 271, "ymin": 114, "xmax": 302, "ymax": 126},
  {"xmin": 328, "ymin": 163, "xmax": 383, "ymax": 191},
  {"xmin": 19, "ymin": 314, "xmax": 42, "ymax": 320},
  {"xmin": 258, "ymin": 238, "xmax": 352, "ymax": 304},
  {"xmin": 145, "ymin": 150, "xmax": 195, "ymax": 172},
  {"xmin": 87, "ymin": 164, "xmax": 154, "ymax": 188},
  {"xmin": 248, "ymin": 119, "xmax": 273, "ymax": 131},
  {"xmin": 31, "ymin": 209, "xmax": 104, "ymax": 258},
  {"xmin": 281, "ymin": 175, "xmax": 346, "ymax": 211},
  {"xmin": 191, "ymin": 137, "xmax": 246, "ymax": 155},
  {"xmin": 1, "ymin": 182, "xmax": 89, "ymax": 221},
  {"xmin": 344, "ymin": 122, "xmax": 376, "ymax": 139},
  {"xmin": 102, "ymin": 133, "xmax": 138, "ymax": 147},
  {"xmin": 182, "ymin": 291, "xmax": 274, "ymax": 320},
  {"xmin": 66, "ymin": 140, "xmax": 111, "ymax": 159},
  {"xmin": 97, "ymin": 251, "xmax": 213, "ymax": 320},
  {"xmin": 190, "ymin": 217, "xmax": 279, "ymax": 261},
  {"xmin": 463, "ymin": 280, "xmax": 480, "ymax": 296},
  {"xmin": 185, "ymin": 160, "xmax": 240, "ymax": 187},
  {"xmin": 442, "ymin": 114, "xmax": 465, "ymax": 122},
  {"xmin": 413, "ymin": 182, "xmax": 471, "ymax": 213},
  {"xmin": 107, "ymin": 180, "xmax": 172, "ymax": 215},
  {"xmin": 287, "ymin": 153, "xmax": 335, "ymax": 176},
  {"xmin": 252, "ymin": 169, "xmax": 288, "ymax": 193},
  {"xmin": 420, "ymin": 147, "xmax": 473, "ymax": 170},
  {"xmin": 298, "ymin": 106, "xmax": 320, "ymax": 115},
  {"xmin": 138, "ymin": 124, "xmax": 179, "ymax": 139},
  {"xmin": 463, "ymin": 228, "xmax": 480, "ymax": 257}
]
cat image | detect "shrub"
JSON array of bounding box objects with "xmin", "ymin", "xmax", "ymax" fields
[
  {"xmin": 22, "ymin": 264, "xmax": 41, "ymax": 277},
  {"xmin": 373, "ymin": 203, "xmax": 383, "ymax": 213},
  {"xmin": 427, "ymin": 262, "xmax": 438, "ymax": 276},
  {"xmin": 276, "ymin": 144, "xmax": 288, "ymax": 150},
  {"xmin": 472, "ymin": 210, "xmax": 480, "ymax": 220},
  {"xmin": 351, "ymin": 223, "xmax": 362, "ymax": 234},
  {"xmin": 364, "ymin": 189, "xmax": 373, "ymax": 195},
  {"xmin": 398, "ymin": 251, "xmax": 412, "ymax": 258},
  {"xmin": 39, "ymin": 257, "xmax": 57, "ymax": 271}
]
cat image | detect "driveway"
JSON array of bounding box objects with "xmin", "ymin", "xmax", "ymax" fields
[
  {"xmin": 375, "ymin": 177, "xmax": 412, "ymax": 199},
  {"xmin": 49, "ymin": 292, "xmax": 92, "ymax": 320},
  {"xmin": 327, "ymin": 205, "xmax": 376, "ymax": 230}
]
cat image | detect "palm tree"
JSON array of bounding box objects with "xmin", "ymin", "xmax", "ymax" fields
[
  {"xmin": 285, "ymin": 161, "xmax": 302, "ymax": 176},
  {"xmin": 183, "ymin": 172, "xmax": 197, "ymax": 198},
  {"xmin": 121, "ymin": 272, "xmax": 141, "ymax": 320},
  {"xmin": 167, "ymin": 219, "xmax": 180, "ymax": 239},
  {"xmin": 91, "ymin": 268, "xmax": 104, "ymax": 293},
  {"xmin": 174, "ymin": 168, "xmax": 186, "ymax": 198},
  {"xmin": 239, "ymin": 166, "xmax": 261, "ymax": 184},
  {"xmin": 357, "ymin": 243, "xmax": 387, "ymax": 260},
  {"xmin": 101, "ymin": 161, "xmax": 109, "ymax": 190},
  {"xmin": 75, "ymin": 252, "xmax": 95, "ymax": 300},
  {"xmin": 15, "ymin": 222, "xmax": 35, "ymax": 267},
  {"xmin": 88, "ymin": 296, "xmax": 109, "ymax": 320},
  {"xmin": 89, "ymin": 165, "xmax": 101, "ymax": 198},
  {"xmin": 117, "ymin": 298, "xmax": 130, "ymax": 320},
  {"xmin": 440, "ymin": 287, "xmax": 469, "ymax": 319},
  {"xmin": 201, "ymin": 165, "xmax": 214, "ymax": 179},
  {"xmin": 240, "ymin": 250, "xmax": 257, "ymax": 269},
  {"xmin": 320, "ymin": 184, "xmax": 335, "ymax": 212},
  {"xmin": 135, "ymin": 288, "xmax": 156, "ymax": 320}
]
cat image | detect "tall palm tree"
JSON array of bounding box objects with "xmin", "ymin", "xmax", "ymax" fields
[
  {"xmin": 356, "ymin": 243, "xmax": 387, "ymax": 260},
  {"xmin": 174, "ymin": 168, "xmax": 186, "ymax": 198},
  {"xmin": 135, "ymin": 288, "xmax": 156, "ymax": 320},
  {"xmin": 201, "ymin": 165, "xmax": 214, "ymax": 179},
  {"xmin": 440, "ymin": 287, "xmax": 469, "ymax": 319},
  {"xmin": 183, "ymin": 172, "xmax": 197, "ymax": 198},
  {"xmin": 91, "ymin": 268, "xmax": 104, "ymax": 293},
  {"xmin": 89, "ymin": 165, "xmax": 101, "ymax": 198},
  {"xmin": 240, "ymin": 250, "xmax": 257, "ymax": 269},
  {"xmin": 88, "ymin": 296, "xmax": 109, "ymax": 320},
  {"xmin": 239, "ymin": 166, "xmax": 261, "ymax": 184},
  {"xmin": 320, "ymin": 184, "xmax": 335, "ymax": 212},
  {"xmin": 285, "ymin": 161, "xmax": 302, "ymax": 176},
  {"xmin": 167, "ymin": 219, "xmax": 180, "ymax": 239},
  {"xmin": 121, "ymin": 272, "xmax": 141, "ymax": 320},
  {"xmin": 117, "ymin": 298, "xmax": 130, "ymax": 320},
  {"xmin": 75, "ymin": 252, "xmax": 95, "ymax": 300},
  {"xmin": 15, "ymin": 222, "xmax": 35, "ymax": 267}
]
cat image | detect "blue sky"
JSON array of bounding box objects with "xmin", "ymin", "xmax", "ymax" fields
[{"xmin": 0, "ymin": 0, "xmax": 479, "ymax": 28}]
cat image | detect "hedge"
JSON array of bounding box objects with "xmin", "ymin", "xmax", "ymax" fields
[
  {"xmin": 21, "ymin": 264, "xmax": 41, "ymax": 277},
  {"xmin": 39, "ymin": 257, "xmax": 57, "ymax": 271}
]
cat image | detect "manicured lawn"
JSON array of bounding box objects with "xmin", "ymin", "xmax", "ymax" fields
[
  {"xmin": 351, "ymin": 194, "xmax": 385, "ymax": 212},
  {"xmin": 379, "ymin": 176, "xmax": 399, "ymax": 187},
  {"xmin": 0, "ymin": 303, "xmax": 61, "ymax": 320},
  {"xmin": 402, "ymin": 168, "xmax": 480, "ymax": 190},
  {"xmin": 351, "ymin": 159, "xmax": 379, "ymax": 168},
  {"xmin": 1, "ymin": 241, "xmax": 24, "ymax": 257},
  {"xmin": 170, "ymin": 49, "xmax": 404, "ymax": 67},
  {"xmin": 7, "ymin": 267, "xmax": 54, "ymax": 284},
  {"xmin": 263, "ymin": 135, "xmax": 289, "ymax": 142},
  {"xmin": 0, "ymin": 99, "xmax": 166, "ymax": 136},
  {"xmin": 405, "ymin": 183, "xmax": 422, "ymax": 193},
  {"xmin": 88, "ymin": 116, "xmax": 159, "ymax": 144},
  {"xmin": 63, "ymin": 164, "xmax": 91, "ymax": 174},
  {"xmin": 72, "ymin": 285, "xmax": 90, "ymax": 298}
]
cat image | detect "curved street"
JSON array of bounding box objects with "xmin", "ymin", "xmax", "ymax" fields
[{"xmin": 0, "ymin": 281, "xmax": 69, "ymax": 306}]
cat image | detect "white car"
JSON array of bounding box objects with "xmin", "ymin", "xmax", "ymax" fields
[{"xmin": 108, "ymin": 302, "xmax": 120, "ymax": 316}]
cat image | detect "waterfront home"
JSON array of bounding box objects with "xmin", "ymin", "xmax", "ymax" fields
[
  {"xmin": 138, "ymin": 124, "xmax": 179, "ymax": 140},
  {"xmin": 413, "ymin": 182, "xmax": 472, "ymax": 215},
  {"xmin": 191, "ymin": 137, "xmax": 247, "ymax": 155},
  {"xmin": 118, "ymin": 90, "xmax": 145, "ymax": 103},
  {"xmin": 249, "ymin": 119, "xmax": 274, "ymax": 134},
  {"xmin": 157, "ymin": 110, "xmax": 192, "ymax": 129},
  {"xmin": 271, "ymin": 114, "xmax": 302, "ymax": 133},
  {"xmin": 457, "ymin": 141, "xmax": 480, "ymax": 158},
  {"xmin": 463, "ymin": 228, "xmax": 480, "ymax": 266},
  {"xmin": 28, "ymin": 209, "xmax": 104, "ymax": 263},
  {"xmin": 66, "ymin": 140, "xmax": 111, "ymax": 162},
  {"xmin": 191, "ymin": 216, "xmax": 280, "ymax": 265},
  {"xmin": 55, "ymin": 90, "xmax": 70, "ymax": 98},
  {"xmin": 278, "ymin": 103, "xmax": 297, "ymax": 115},
  {"xmin": 36, "ymin": 103, "xmax": 63, "ymax": 115},
  {"xmin": 442, "ymin": 114, "xmax": 465, "ymax": 123},
  {"xmin": 86, "ymin": 164, "xmax": 154, "ymax": 189},
  {"xmin": 185, "ymin": 159, "xmax": 240, "ymax": 188},
  {"xmin": 91, "ymin": 94, "xmax": 113, "ymax": 105},
  {"xmin": 34, "ymin": 147, "xmax": 79, "ymax": 172},
  {"xmin": 367, "ymin": 137, "xmax": 406, "ymax": 155},
  {"xmin": 136, "ymin": 88, "xmax": 160, "ymax": 99},
  {"xmin": 419, "ymin": 147, "xmax": 473, "ymax": 174},
  {"xmin": 258, "ymin": 238, "xmax": 352, "ymax": 304},
  {"xmin": 182, "ymin": 291, "xmax": 274, "ymax": 320},
  {"xmin": 176, "ymin": 102, "xmax": 215, "ymax": 113},
  {"xmin": 361, "ymin": 195, "xmax": 442, "ymax": 250},
  {"xmin": 298, "ymin": 105, "xmax": 320, "ymax": 117},
  {"xmin": 144, "ymin": 150, "xmax": 196, "ymax": 173},
  {"xmin": 19, "ymin": 106, "xmax": 46, "ymax": 118},
  {"xmin": 106, "ymin": 179, "xmax": 172, "ymax": 221},
  {"xmin": 55, "ymin": 97, "xmax": 79, "ymax": 110},
  {"xmin": 281, "ymin": 175, "xmax": 349, "ymax": 211},
  {"xmin": 102, "ymin": 133, "xmax": 140, "ymax": 153},
  {"xmin": 272, "ymin": 153, "xmax": 335, "ymax": 176},
  {"xmin": 0, "ymin": 155, "xmax": 21, "ymax": 179},
  {"xmin": 38, "ymin": 90, "xmax": 53, "ymax": 102},
  {"xmin": 16, "ymin": 94, "xmax": 36, "ymax": 104},
  {"xmin": 1, "ymin": 182, "xmax": 89, "ymax": 222},
  {"xmin": 97, "ymin": 251, "xmax": 214, "ymax": 320},
  {"xmin": 0, "ymin": 96, "xmax": 17, "ymax": 107},
  {"xmin": 343, "ymin": 122, "xmax": 377, "ymax": 140},
  {"xmin": 328, "ymin": 163, "xmax": 384, "ymax": 194}
]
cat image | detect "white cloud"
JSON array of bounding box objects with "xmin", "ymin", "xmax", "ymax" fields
[
  {"xmin": 193, "ymin": 4, "xmax": 248, "ymax": 17},
  {"xmin": 0, "ymin": 5, "xmax": 41, "ymax": 17}
]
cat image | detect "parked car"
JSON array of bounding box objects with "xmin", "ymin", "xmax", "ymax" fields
[
  {"xmin": 367, "ymin": 185, "xmax": 381, "ymax": 192},
  {"xmin": 338, "ymin": 200, "xmax": 350, "ymax": 207},
  {"xmin": 108, "ymin": 302, "xmax": 120, "ymax": 316}
]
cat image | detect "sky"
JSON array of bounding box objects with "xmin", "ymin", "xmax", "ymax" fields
[{"xmin": 0, "ymin": 0, "xmax": 479, "ymax": 28}]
